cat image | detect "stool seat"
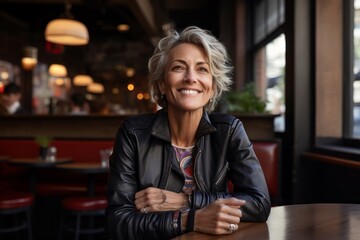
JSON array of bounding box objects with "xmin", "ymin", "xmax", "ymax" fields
[
  {"xmin": 62, "ymin": 196, "xmax": 107, "ymax": 211},
  {"xmin": 0, "ymin": 191, "xmax": 34, "ymax": 240},
  {"xmin": 0, "ymin": 192, "xmax": 34, "ymax": 209},
  {"xmin": 59, "ymin": 196, "xmax": 107, "ymax": 240}
]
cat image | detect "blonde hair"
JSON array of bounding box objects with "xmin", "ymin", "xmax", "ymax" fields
[{"xmin": 148, "ymin": 26, "xmax": 233, "ymax": 112}]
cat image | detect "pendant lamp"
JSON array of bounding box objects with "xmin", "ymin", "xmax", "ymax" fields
[
  {"xmin": 49, "ymin": 64, "xmax": 67, "ymax": 77},
  {"xmin": 87, "ymin": 82, "xmax": 104, "ymax": 94},
  {"xmin": 73, "ymin": 74, "xmax": 93, "ymax": 86},
  {"xmin": 45, "ymin": 1, "xmax": 89, "ymax": 46},
  {"xmin": 21, "ymin": 46, "xmax": 38, "ymax": 70}
]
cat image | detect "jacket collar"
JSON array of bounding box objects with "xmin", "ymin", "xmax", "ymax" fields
[{"xmin": 151, "ymin": 109, "xmax": 217, "ymax": 142}]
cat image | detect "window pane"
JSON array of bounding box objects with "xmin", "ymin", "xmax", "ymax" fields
[
  {"xmin": 254, "ymin": 34, "xmax": 286, "ymax": 132},
  {"xmin": 353, "ymin": 0, "xmax": 360, "ymax": 137},
  {"xmin": 279, "ymin": 0, "xmax": 285, "ymax": 24},
  {"xmin": 255, "ymin": 1, "xmax": 266, "ymax": 43},
  {"xmin": 266, "ymin": 34, "xmax": 286, "ymax": 132},
  {"xmin": 267, "ymin": 0, "xmax": 278, "ymax": 33}
]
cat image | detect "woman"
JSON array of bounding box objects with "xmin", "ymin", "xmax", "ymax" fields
[{"xmin": 106, "ymin": 26, "xmax": 271, "ymax": 239}]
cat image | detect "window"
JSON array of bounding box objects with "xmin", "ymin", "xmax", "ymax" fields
[
  {"xmin": 352, "ymin": 0, "xmax": 360, "ymax": 138},
  {"xmin": 251, "ymin": 0, "xmax": 286, "ymax": 132}
]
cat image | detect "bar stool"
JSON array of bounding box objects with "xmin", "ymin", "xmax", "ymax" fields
[
  {"xmin": 0, "ymin": 191, "xmax": 34, "ymax": 240},
  {"xmin": 58, "ymin": 196, "xmax": 107, "ymax": 240}
]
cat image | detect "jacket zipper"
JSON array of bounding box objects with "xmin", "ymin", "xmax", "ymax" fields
[
  {"xmin": 193, "ymin": 149, "xmax": 206, "ymax": 189},
  {"xmin": 215, "ymin": 161, "xmax": 229, "ymax": 186}
]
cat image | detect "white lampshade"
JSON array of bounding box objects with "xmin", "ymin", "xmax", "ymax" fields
[
  {"xmin": 87, "ymin": 82, "xmax": 104, "ymax": 94},
  {"xmin": 49, "ymin": 64, "xmax": 67, "ymax": 77},
  {"xmin": 73, "ymin": 74, "xmax": 93, "ymax": 86},
  {"xmin": 45, "ymin": 19, "xmax": 89, "ymax": 46}
]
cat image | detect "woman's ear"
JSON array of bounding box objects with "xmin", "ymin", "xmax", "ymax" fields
[{"xmin": 158, "ymin": 81, "xmax": 165, "ymax": 95}]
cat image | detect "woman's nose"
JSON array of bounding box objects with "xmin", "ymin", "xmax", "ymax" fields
[{"xmin": 184, "ymin": 69, "xmax": 196, "ymax": 82}]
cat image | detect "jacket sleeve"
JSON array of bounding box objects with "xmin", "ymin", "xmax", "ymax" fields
[
  {"xmin": 192, "ymin": 118, "xmax": 271, "ymax": 222},
  {"xmin": 106, "ymin": 123, "xmax": 178, "ymax": 240}
]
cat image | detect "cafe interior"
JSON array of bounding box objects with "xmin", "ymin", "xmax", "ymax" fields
[{"xmin": 0, "ymin": 0, "xmax": 360, "ymax": 239}]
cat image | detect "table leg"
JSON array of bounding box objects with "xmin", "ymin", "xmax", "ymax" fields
[{"xmin": 87, "ymin": 174, "xmax": 95, "ymax": 196}]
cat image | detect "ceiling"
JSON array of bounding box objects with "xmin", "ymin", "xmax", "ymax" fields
[{"xmin": 0, "ymin": 0, "xmax": 218, "ymax": 88}]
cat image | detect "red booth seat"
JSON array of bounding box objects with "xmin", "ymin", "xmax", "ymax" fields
[
  {"xmin": 228, "ymin": 141, "xmax": 281, "ymax": 205},
  {"xmin": 0, "ymin": 138, "xmax": 114, "ymax": 196},
  {"xmin": 1, "ymin": 138, "xmax": 280, "ymax": 202}
]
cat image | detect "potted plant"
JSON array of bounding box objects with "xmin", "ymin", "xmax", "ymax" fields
[
  {"xmin": 224, "ymin": 83, "xmax": 267, "ymax": 114},
  {"xmin": 224, "ymin": 83, "xmax": 277, "ymax": 140},
  {"xmin": 34, "ymin": 136, "xmax": 53, "ymax": 160}
]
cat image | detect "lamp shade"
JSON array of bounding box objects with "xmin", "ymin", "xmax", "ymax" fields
[
  {"xmin": 87, "ymin": 82, "xmax": 104, "ymax": 94},
  {"xmin": 49, "ymin": 64, "xmax": 67, "ymax": 77},
  {"xmin": 21, "ymin": 46, "xmax": 38, "ymax": 70},
  {"xmin": 73, "ymin": 74, "xmax": 93, "ymax": 86},
  {"xmin": 45, "ymin": 19, "xmax": 89, "ymax": 46}
]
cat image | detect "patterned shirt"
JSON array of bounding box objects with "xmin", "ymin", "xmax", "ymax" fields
[{"xmin": 172, "ymin": 145, "xmax": 195, "ymax": 194}]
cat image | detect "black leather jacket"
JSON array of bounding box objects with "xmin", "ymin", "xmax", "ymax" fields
[{"xmin": 106, "ymin": 110, "xmax": 271, "ymax": 240}]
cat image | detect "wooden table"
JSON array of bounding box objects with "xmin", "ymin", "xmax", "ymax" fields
[
  {"xmin": 8, "ymin": 157, "xmax": 72, "ymax": 193},
  {"xmin": 175, "ymin": 203, "xmax": 360, "ymax": 240},
  {"xmin": 56, "ymin": 163, "xmax": 108, "ymax": 196},
  {"xmin": 0, "ymin": 155, "xmax": 10, "ymax": 162}
]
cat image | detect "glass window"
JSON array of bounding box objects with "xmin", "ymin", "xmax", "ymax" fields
[
  {"xmin": 251, "ymin": 0, "xmax": 286, "ymax": 132},
  {"xmin": 254, "ymin": 34, "xmax": 286, "ymax": 132},
  {"xmin": 267, "ymin": 0, "xmax": 278, "ymax": 33},
  {"xmin": 353, "ymin": 0, "xmax": 360, "ymax": 138},
  {"xmin": 255, "ymin": 1, "xmax": 266, "ymax": 44}
]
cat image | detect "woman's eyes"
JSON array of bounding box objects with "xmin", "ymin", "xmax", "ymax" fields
[
  {"xmin": 171, "ymin": 65, "xmax": 209, "ymax": 73},
  {"xmin": 198, "ymin": 67, "xmax": 209, "ymax": 73},
  {"xmin": 172, "ymin": 65, "xmax": 184, "ymax": 71}
]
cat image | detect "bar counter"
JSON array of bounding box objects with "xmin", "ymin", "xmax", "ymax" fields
[{"xmin": 0, "ymin": 114, "xmax": 277, "ymax": 140}]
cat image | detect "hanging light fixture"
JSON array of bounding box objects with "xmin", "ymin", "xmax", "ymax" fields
[
  {"xmin": 44, "ymin": 0, "xmax": 89, "ymax": 46},
  {"xmin": 49, "ymin": 64, "xmax": 67, "ymax": 77},
  {"xmin": 21, "ymin": 46, "xmax": 38, "ymax": 70},
  {"xmin": 73, "ymin": 74, "xmax": 93, "ymax": 86},
  {"xmin": 87, "ymin": 82, "xmax": 104, "ymax": 94}
]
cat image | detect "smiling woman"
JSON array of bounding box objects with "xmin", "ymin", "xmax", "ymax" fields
[{"xmin": 106, "ymin": 26, "xmax": 271, "ymax": 240}]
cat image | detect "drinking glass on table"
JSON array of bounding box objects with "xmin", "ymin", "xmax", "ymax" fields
[{"xmin": 100, "ymin": 149, "xmax": 112, "ymax": 168}]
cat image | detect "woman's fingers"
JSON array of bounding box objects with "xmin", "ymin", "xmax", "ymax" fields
[
  {"xmin": 135, "ymin": 188, "xmax": 189, "ymax": 212},
  {"xmin": 194, "ymin": 198, "xmax": 246, "ymax": 235},
  {"xmin": 134, "ymin": 187, "xmax": 166, "ymax": 211}
]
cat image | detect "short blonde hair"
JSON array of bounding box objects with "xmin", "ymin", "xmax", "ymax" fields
[{"xmin": 148, "ymin": 26, "xmax": 233, "ymax": 112}]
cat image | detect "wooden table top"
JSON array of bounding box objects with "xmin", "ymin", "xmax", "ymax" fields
[
  {"xmin": 56, "ymin": 163, "xmax": 108, "ymax": 174},
  {"xmin": 7, "ymin": 157, "xmax": 72, "ymax": 168},
  {"xmin": 0, "ymin": 155, "xmax": 10, "ymax": 162},
  {"xmin": 175, "ymin": 203, "xmax": 360, "ymax": 240}
]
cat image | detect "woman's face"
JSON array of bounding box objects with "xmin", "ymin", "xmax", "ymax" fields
[{"xmin": 160, "ymin": 43, "xmax": 214, "ymax": 113}]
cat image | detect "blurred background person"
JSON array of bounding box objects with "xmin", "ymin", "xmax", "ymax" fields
[
  {"xmin": 2, "ymin": 82, "xmax": 26, "ymax": 115},
  {"xmin": 69, "ymin": 92, "xmax": 89, "ymax": 115}
]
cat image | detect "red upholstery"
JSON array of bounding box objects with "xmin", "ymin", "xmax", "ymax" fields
[
  {"xmin": 0, "ymin": 138, "xmax": 113, "ymax": 196},
  {"xmin": 227, "ymin": 141, "xmax": 280, "ymax": 204},
  {"xmin": 0, "ymin": 139, "xmax": 114, "ymax": 163},
  {"xmin": 253, "ymin": 142, "xmax": 279, "ymax": 199},
  {"xmin": 62, "ymin": 196, "xmax": 107, "ymax": 211},
  {"xmin": 0, "ymin": 192, "xmax": 34, "ymax": 209},
  {"xmin": 59, "ymin": 196, "xmax": 107, "ymax": 239},
  {"xmin": 0, "ymin": 140, "xmax": 38, "ymax": 158},
  {"xmin": 52, "ymin": 140, "xmax": 113, "ymax": 163}
]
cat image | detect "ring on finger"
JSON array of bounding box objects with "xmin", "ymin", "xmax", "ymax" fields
[
  {"xmin": 229, "ymin": 223, "xmax": 237, "ymax": 232},
  {"xmin": 142, "ymin": 207, "xmax": 148, "ymax": 213}
]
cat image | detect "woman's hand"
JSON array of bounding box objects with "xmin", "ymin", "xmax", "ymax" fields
[
  {"xmin": 193, "ymin": 198, "xmax": 246, "ymax": 235},
  {"xmin": 135, "ymin": 187, "xmax": 189, "ymax": 213}
]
